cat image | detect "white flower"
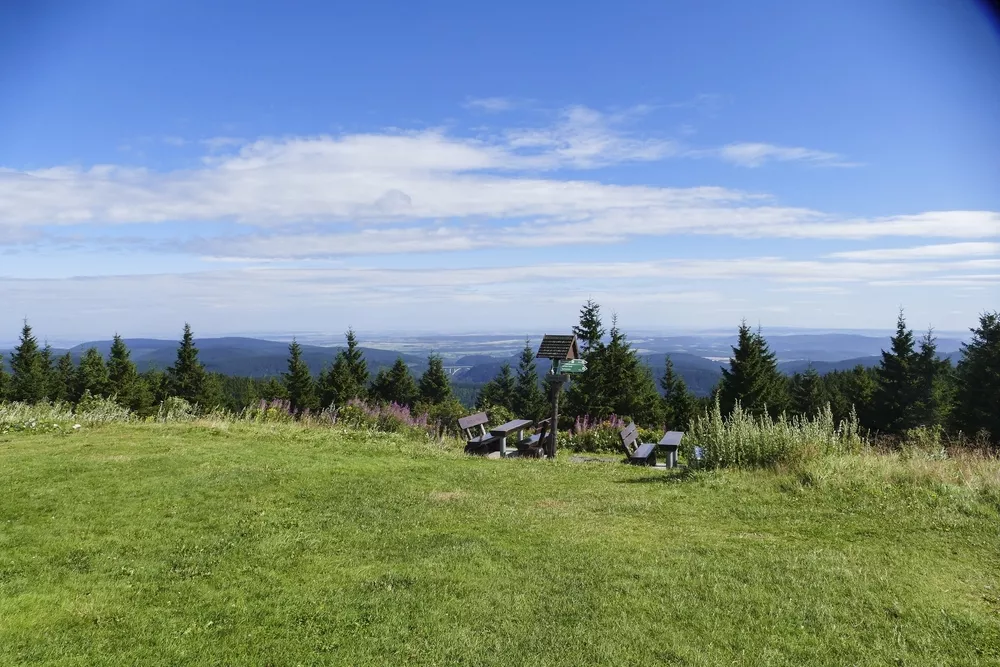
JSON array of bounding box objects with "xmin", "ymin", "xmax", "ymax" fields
[{"xmin": 73, "ymin": 424, "xmax": 82, "ymax": 430}]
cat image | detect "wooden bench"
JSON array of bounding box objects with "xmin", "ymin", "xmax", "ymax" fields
[
  {"xmin": 458, "ymin": 412, "xmax": 501, "ymax": 455},
  {"xmin": 619, "ymin": 423, "xmax": 657, "ymax": 466},
  {"xmin": 516, "ymin": 418, "xmax": 551, "ymax": 458}
]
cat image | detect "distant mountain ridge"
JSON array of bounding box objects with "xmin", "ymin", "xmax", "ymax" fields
[
  {"xmin": 0, "ymin": 335, "xmax": 966, "ymax": 398},
  {"xmin": 1, "ymin": 337, "xmax": 422, "ymax": 378}
]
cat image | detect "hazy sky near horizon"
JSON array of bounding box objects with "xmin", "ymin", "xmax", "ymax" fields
[{"xmin": 1, "ymin": 0, "xmax": 999, "ymax": 341}]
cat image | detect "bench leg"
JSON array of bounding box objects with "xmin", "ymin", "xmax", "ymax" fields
[{"xmin": 499, "ymin": 436, "xmax": 507, "ymax": 456}]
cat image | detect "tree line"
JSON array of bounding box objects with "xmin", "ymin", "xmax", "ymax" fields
[
  {"xmin": 0, "ymin": 323, "xmax": 460, "ymax": 418},
  {"xmin": 2, "ymin": 303, "xmax": 997, "ymax": 446},
  {"xmin": 527, "ymin": 300, "xmax": 996, "ymax": 445}
]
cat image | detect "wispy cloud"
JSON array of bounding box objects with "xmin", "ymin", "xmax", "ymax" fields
[
  {"xmin": 708, "ymin": 142, "xmax": 860, "ymax": 168},
  {"xmin": 464, "ymin": 96, "xmax": 516, "ymax": 112},
  {"xmin": 0, "ymin": 104, "xmax": 992, "ymax": 260},
  {"xmin": 828, "ymin": 242, "xmax": 1000, "ymax": 261}
]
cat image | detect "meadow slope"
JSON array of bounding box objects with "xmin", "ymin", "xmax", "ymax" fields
[{"xmin": 1, "ymin": 423, "xmax": 998, "ymax": 665}]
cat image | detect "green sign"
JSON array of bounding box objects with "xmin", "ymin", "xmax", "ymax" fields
[{"xmin": 558, "ymin": 359, "xmax": 587, "ymax": 374}]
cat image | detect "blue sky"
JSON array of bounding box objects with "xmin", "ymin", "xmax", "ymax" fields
[{"xmin": 1, "ymin": 0, "xmax": 998, "ymax": 342}]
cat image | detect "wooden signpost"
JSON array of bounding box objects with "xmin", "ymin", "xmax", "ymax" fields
[{"xmin": 535, "ymin": 334, "xmax": 581, "ymax": 458}]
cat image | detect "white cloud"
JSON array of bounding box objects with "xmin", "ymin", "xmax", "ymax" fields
[
  {"xmin": 708, "ymin": 142, "xmax": 859, "ymax": 168},
  {"xmin": 0, "ymin": 106, "xmax": 994, "ymax": 257},
  {"xmin": 828, "ymin": 242, "xmax": 1000, "ymax": 260},
  {"xmin": 464, "ymin": 96, "xmax": 515, "ymax": 111}
]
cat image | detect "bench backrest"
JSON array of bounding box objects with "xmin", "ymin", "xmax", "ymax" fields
[
  {"xmin": 535, "ymin": 418, "xmax": 551, "ymax": 444},
  {"xmin": 458, "ymin": 412, "xmax": 490, "ymax": 440},
  {"xmin": 619, "ymin": 423, "xmax": 638, "ymax": 456}
]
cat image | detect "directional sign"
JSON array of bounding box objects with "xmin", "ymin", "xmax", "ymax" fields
[{"xmin": 558, "ymin": 359, "xmax": 587, "ymax": 374}]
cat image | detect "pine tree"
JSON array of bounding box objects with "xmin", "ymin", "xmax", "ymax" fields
[
  {"xmin": 74, "ymin": 347, "xmax": 110, "ymax": 400},
  {"xmin": 317, "ymin": 329, "xmax": 369, "ymax": 407},
  {"xmin": 513, "ymin": 339, "xmax": 545, "ymax": 420},
  {"xmin": 847, "ymin": 365, "xmax": 879, "ymax": 431},
  {"xmin": 874, "ymin": 310, "xmax": 921, "ymax": 434},
  {"xmin": 49, "ymin": 352, "xmax": 75, "ymax": 403},
  {"xmin": 718, "ymin": 322, "xmax": 787, "ymax": 418},
  {"xmin": 38, "ymin": 343, "xmax": 65, "ymax": 401},
  {"xmin": 951, "ymin": 311, "xmax": 1000, "ymax": 445},
  {"xmin": 419, "ymin": 354, "xmax": 452, "ymax": 404},
  {"xmin": 342, "ymin": 328, "xmax": 369, "ymax": 394},
  {"xmin": 369, "ymin": 357, "xmax": 419, "ymax": 407},
  {"xmin": 166, "ymin": 323, "xmax": 209, "ymax": 406},
  {"xmin": 0, "ymin": 354, "xmax": 10, "ymax": 401},
  {"xmin": 913, "ymin": 328, "xmax": 952, "ymax": 428},
  {"xmin": 790, "ymin": 367, "xmax": 826, "ymax": 418},
  {"xmin": 282, "ymin": 339, "xmax": 316, "ymax": 413},
  {"xmin": 259, "ymin": 376, "xmax": 289, "ymax": 401},
  {"xmin": 476, "ymin": 363, "xmax": 517, "ymax": 411},
  {"xmin": 566, "ymin": 300, "xmax": 609, "ymax": 419},
  {"xmin": 573, "ymin": 299, "xmax": 606, "ymax": 357},
  {"xmin": 107, "ymin": 335, "xmax": 149, "ymax": 412},
  {"xmin": 598, "ymin": 316, "xmax": 662, "ymax": 425},
  {"xmin": 9, "ymin": 321, "xmax": 47, "ymax": 403},
  {"xmin": 661, "ymin": 355, "xmax": 696, "ymax": 431}
]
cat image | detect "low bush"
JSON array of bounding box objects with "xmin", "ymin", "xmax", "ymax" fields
[{"xmin": 685, "ymin": 397, "xmax": 865, "ymax": 469}]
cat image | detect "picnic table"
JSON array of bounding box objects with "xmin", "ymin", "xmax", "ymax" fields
[
  {"xmin": 657, "ymin": 431, "xmax": 684, "ymax": 468},
  {"xmin": 490, "ymin": 419, "xmax": 533, "ymax": 457}
]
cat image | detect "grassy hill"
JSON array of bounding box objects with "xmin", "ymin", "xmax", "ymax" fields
[{"xmin": 1, "ymin": 421, "xmax": 997, "ymax": 665}]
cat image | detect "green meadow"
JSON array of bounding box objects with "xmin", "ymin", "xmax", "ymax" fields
[{"xmin": 1, "ymin": 422, "xmax": 998, "ymax": 666}]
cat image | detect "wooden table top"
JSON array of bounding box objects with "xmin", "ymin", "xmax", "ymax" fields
[{"xmin": 491, "ymin": 419, "xmax": 534, "ymax": 435}]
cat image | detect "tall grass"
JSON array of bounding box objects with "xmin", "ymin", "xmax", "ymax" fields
[
  {"xmin": 685, "ymin": 397, "xmax": 865, "ymax": 469},
  {"xmin": 0, "ymin": 396, "xmax": 134, "ymax": 434}
]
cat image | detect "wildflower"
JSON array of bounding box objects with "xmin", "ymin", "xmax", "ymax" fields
[{"xmin": 73, "ymin": 424, "xmax": 82, "ymax": 430}]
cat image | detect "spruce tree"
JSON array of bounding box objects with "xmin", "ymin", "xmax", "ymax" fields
[
  {"xmin": 317, "ymin": 329, "xmax": 369, "ymax": 407},
  {"xmin": 513, "ymin": 339, "xmax": 545, "ymax": 420},
  {"xmin": 259, "ymin": 376, "xmax": 289, "ymax": 401},
  {"xmin": 476, "ymin": 363, "xmax": 517, "ymax": 411},
  {"xmin": 846, "ymin": 365, "xmax": 879, "ymax": 431},
  {"xmin": 566, "ymin": 299, "xmax": 609, "ymax": 419},
  {"xmin": 74, "ymin": 347, "xmax": 110, "ymax": 400},
  {"xmin": 661, "ymin": 355, "xmax": 696, "ymax": 431},
  {"xmin": 107, "ymin": 335, "xmax": 149, "ymax": 412},
  {"xmin": 913, "ymin": 328, "xmax": 952, "ymax": 428},
  {"xmin": 419, "ymin": 354, "xmax": 452, "ymax": 404},
  {"xmin": 874, "ymin": 310, "xmax": 921, "ymax": 434},
  {"xmin": 342, "ymin": 328, "xmax": 369, "ymax": 393},
  {"xmin": 318, "ymin": 355, "xmax": 354, "ymax": 407},
  {"xmin": 49, "ymin": 352, "xmax": 75, "ymax": 403},
  {"xmin": 0, "ymin": 354, "xmax": 10, "ymax": 401},
  {"xmin": 369, "ymin": 357, "xmax": 419, "ymax": 406},
  {"xmin": 166, "ymin": 323, "xmax": 209, "ymax": 406},
  {"xmin": 10, "ymin": 321, "xmax": 47, "ymax": 403},
  {"xmin": 573, "ymin": 299, "xmax": 606, "ymax": 357},
  {"xmin": 790, "ymin": 367, "xmax": 826, "ymax": 418},
  {"xmin": 282, "ymin": 339, "xmax": 316, "ymax": 413},
  {"xmin": 718, "ymin": 321, "xmax": 787, "ymax": 418},
  {"xmin": 951, "ymin": 311, "xmax": 1000, "ymax": 444},
  {"xmin": 40, "ymin": 344, "xmax": 60, "ymax": 401},
  {"xmin": 598, "ymin": 316, "xmax": 662, "ymax": 424}
]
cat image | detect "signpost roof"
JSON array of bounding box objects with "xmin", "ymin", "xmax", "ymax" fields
[{"xmin": 536, "ymin": 334, "xmax": 579, "ymax": 360}]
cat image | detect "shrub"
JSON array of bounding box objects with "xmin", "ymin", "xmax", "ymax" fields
[
  {"xmin": 156, "ymin": 397, "xmax": 197, "ymax": 422},
  {"xmin": 558, "ymin": 414, "xmax": 628, "ymax": 453},
  {"xmin": 75, "ymin": 392, "xmax": 134, "ymax": 423},
  {"xmin": 685, "ymin": 397, "xmax": 865, "ymax": 469},
  {"xmin": 481, "ymin": 404, "xmax": 515, "ymax": 428},
  {"xmin": 242, "ymin": 399, "xmax": 297, "ymax": 424},
  {"xmin": 417, "ymin": 399, "xmax": 468, "ymax": 438}
]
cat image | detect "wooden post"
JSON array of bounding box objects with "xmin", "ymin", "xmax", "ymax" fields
[
  {"xmin": 549, "ymin": 373, "xmax": 559, "ymax": 459},
  {"xmin": 547, "ymin": 365, "xmax": 566, "ymax": 459}
]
